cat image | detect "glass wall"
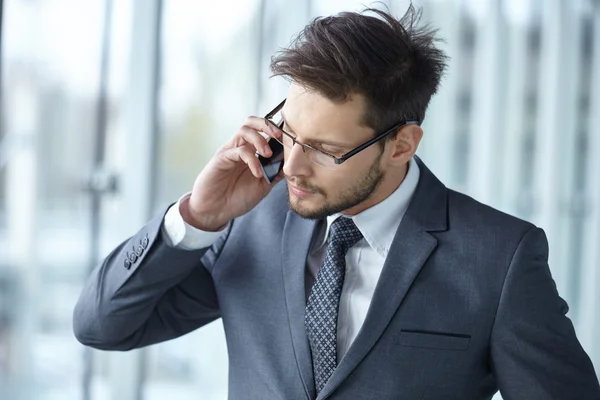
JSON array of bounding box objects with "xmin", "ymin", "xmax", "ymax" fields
[
  {"xmin": 1, "ymin": 0, "xmax": 599, "ymax": 399},
  {"xmin": 0, "ymin": 0, "xmax": 135, "ymax": 398},
  {"xmin": 0, "ymin": 1, "xmax": 104, "ymax": 398}
]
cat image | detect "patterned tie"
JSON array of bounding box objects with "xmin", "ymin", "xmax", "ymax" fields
[{"xmin": 305, "ymin": 217, "xmax": 363, "ymax": 394}]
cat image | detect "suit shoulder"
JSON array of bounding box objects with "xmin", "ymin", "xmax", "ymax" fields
[{"xmin": 446, "ymin": 189, "xmax": 536, "ymax": 237}]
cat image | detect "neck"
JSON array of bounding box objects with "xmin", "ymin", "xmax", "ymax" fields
[{"xmin": 341, "ymin": 162, "xmax": 409, "ymax": 216}]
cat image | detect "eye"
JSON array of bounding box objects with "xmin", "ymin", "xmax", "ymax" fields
[
  {"xmin": 316, "ymin": 144, "xmax": 344, "ymax": 155},
  {"xmin": 317, "ymin": 145, "xmax": 336, "ymax": 153}
]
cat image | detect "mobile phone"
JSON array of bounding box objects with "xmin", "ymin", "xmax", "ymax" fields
[{"xmin": 257, "ymin": 138, "xmax": 284, "ymax": 183}]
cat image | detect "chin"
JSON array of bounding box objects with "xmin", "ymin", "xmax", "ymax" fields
[{"xmin": 288, "ymin": 197, "xmax": 323, "ymax": 220}]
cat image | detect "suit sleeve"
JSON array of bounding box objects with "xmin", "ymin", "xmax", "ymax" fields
[
  {"xmin": 490, "ymin": 227, "xmax": 600, "ymax": 399},
  {"xmin": 73, "ymin": 206, "xmax": 229, "ymax": 351}
]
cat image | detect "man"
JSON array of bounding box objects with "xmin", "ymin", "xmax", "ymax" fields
[{"xmin": 73, "ymin": 6, "xmax": 600, "ymax": 400}]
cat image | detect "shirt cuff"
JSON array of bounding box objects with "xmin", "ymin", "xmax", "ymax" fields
[{"xmin": 161, "ymin": 192, "xmax": 228, "ymax": 250}]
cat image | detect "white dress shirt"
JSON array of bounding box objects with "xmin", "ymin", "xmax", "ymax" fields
[{"xmin": 161, "ymin": 157, "xmax": 420, "ymax": 360}]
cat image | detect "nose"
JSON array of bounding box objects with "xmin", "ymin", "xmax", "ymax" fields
[{"xmin": 283, "ymin": 142, "xmax": 313, "ymax": 178}]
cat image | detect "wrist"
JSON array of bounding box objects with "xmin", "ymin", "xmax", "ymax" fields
[{"xmin": 179, "ymin": 196, "xmax": 227, "ymax": 232}]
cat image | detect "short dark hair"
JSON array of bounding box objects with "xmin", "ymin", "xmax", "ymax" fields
[{"xmin": 270, "ymin": 4, "xmax": 448, "ymax": 139}]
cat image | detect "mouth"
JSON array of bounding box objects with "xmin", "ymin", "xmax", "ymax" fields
[{"xmin": 289, "ymin": 183, "xmax": 315, "ymax": 198}]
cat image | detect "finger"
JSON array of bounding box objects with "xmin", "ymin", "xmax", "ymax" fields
[
  {"xmin": 243, "ymin": 116, "xmax": 279, "ymax": 138},
  {"xmin": 224, "ymin": 147, "xmax": 263, "ymax": 179},
  {"xmin": 236, "ymin": 125, "xmax": 273, "ymax": 158},
  {"xmin": 241, "ymin": 116, "xmax": 282, "ymax": 142}
]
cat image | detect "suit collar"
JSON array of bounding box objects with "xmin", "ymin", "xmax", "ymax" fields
[{"xmin": 409, "ymin": 155, "xmax": 448, "ymax": 233}]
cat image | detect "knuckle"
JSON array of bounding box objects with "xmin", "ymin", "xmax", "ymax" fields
[
  {"xmin": 243, "ymin": 116, "xmax": 257, "ymax": 127},
  {"xmin": 239, "ymin": 125, "xmax": 256, "ymax": 139},
  {"xmin": 234, "ymin": 127, "xmax": 248, "ymax": 139},
  {"xmin": 240, "ymin": 147, "xmax": 254, "ymax": 161}
]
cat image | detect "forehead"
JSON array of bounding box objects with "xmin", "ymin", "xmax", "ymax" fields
[{"xmin": 281, "ymin": 83, "xmax": 371, "ymax": 140}]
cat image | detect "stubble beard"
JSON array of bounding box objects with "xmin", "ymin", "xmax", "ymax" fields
[{"xmin": 287, "ymin": 155, "xmax": 385, "ymax": 220}]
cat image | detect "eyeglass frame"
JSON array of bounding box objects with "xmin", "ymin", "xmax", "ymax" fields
[{"xmin": 264, "ymin": 98, "xmax": 420, "ymax": 166}]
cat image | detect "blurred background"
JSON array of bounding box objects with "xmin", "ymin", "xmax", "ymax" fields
[{"xmin": 0, "ymin": 0, "xmax": 598, "ymax": 399}]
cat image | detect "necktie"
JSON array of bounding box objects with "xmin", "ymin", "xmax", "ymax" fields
[{"xmin": 305, "ymin": 217, "xmax": 363, "ymax": 394}]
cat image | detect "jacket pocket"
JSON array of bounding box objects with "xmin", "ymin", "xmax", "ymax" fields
[{"xmin": 398, "ymin": 329, "xmax": 471, "ymax": 351}]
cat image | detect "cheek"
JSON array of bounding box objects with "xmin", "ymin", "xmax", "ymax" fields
[
  {"xmin": 316, "ymin": 172, "xmax": 352, "ymax": 195},
  {"xmin": 302, "ymin": 172, "xmax": 341, "ymax": 198}
]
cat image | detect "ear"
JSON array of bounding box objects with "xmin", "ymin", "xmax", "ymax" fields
[{"xmin": 385, "ymin": 124, "xmax": 423, "ymax": 166}]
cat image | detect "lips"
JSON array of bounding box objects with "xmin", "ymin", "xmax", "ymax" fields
[{"xmin": 289, "ymin": 183, "xmax": 313, "ymax": 197}]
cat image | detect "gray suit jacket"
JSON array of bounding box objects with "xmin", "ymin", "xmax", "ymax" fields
[{"xmin": 74, "ymin": 157, "xmax": 600, "ymax": 399}]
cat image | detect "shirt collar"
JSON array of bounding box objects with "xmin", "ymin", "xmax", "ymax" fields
[{"xmin": 318, "ymin": 157, "xmax": 421, "ymax": 258}]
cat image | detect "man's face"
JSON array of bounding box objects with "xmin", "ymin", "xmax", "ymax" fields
[{"xmin": 281, "ymin": 83, "xmax": 387, "ymax": 219}]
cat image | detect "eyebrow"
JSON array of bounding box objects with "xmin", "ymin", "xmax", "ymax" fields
[{"xmin": 280, "ymin": 110, "xmax": 351, "ymax": 148}]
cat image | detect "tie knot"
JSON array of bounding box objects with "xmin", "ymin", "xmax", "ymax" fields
[{"xmin": 329, "ymin": 217, "xmax": 363, "ymax": 251}]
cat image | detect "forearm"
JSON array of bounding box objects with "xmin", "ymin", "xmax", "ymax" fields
[{"xmin": 73, "ymin": 210, "xmax": 218, "ymax": 350}]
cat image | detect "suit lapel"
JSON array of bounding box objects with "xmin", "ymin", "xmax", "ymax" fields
[
  {"xmin": 318, "ymin": 218, "xmax": 437, "ymax": 399},
  {"xmin": 281, "ymin": 209, "xmax": 318, "ymax": 399},
  {"xmin": 319, "ymin": 157, "xmax": 449, "ymax": 399}
]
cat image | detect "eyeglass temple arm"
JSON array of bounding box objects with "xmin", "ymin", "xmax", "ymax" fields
[
  {"xmin": 336, "ymin": 120, "xmax": 420, "ymax": 164},
  {"xmin": 265, "ymin": 99, "xmax": 287, "ymax": 119}
]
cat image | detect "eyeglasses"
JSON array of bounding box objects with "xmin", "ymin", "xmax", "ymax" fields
[{"xmin": 264, "ymin": 99, "xmax": 420, "ymax": 170}]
